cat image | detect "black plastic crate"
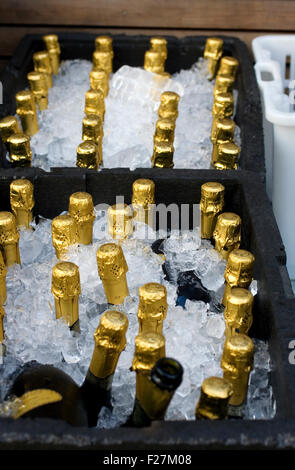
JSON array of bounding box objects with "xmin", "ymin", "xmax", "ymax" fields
[
  {"xmin": 0, "ymin": 168, "xmax": 294, "ymax": 450},
  {"xmin": 0, "ymin": 33, "xmax": 264, "ymax": 176}
]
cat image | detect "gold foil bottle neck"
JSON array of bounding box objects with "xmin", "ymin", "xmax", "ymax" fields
[
  {"xmin": 132, "ymin": 332, "xmax": 166, "ymax": 372},
  {"xmin": 212, "ymin": 92, "xmax": 234, "ymax": 119},
  {"xmin": 89, "ymin": 69, "xmax": 109, "ymax": 97},
  {"xmin": 85, "ymin": 89, "xmax": 105, "ymax": 119},
  {"xmin": 144, "ymin": 50, "xmax": 165, "ymax": 74},
  {"xmin": 224, "ymin": 287, "xmax": 254, "ymax": 335},
  {"xmin": 15, "ymin": 90, "xmax": 38, "ymax": 136},
  {"xmin": 43, "ymin": 34, "xmax": 60, "ymax": 53},
  {"xmin": 27, "ymin": 71, "xmax": 48, "ymax": 111},
  {"xmin": 213, "ymin": 212, "xmax": 241, "ymax": 259},
  {"xmin": 195, "ymin": 376, "xmax": 233, "ymax": 420},
  {"xmin": 68, "ymin": 192, "xmax": 95, "ymax": 245},
  {"xmin": 158, "ymin": 91, "xmax": 180, "ymax": 120},
  {"xmin": 151, "ymin": 141, "xmax": 174, "ymax": 168},
  {"xmin": 132, "ymin": 179, "xmax": 155, "ymax": 207},
  {"xmin": 204, "ymin": 37, "xmax": 224, "ymax": 61},
  {"xmin": 211, "ymin": 117, "xmax": 235, "ymax": 143},
  {"xmin": 154, "ymin": 118, "xmax": 175, "ymax": 144},
  {"xmin": 33, "ymin": 51, "xmax": 53, "ymax": 87},
  {"xmin": 7, "ymin": 133, "xmax": 32, "ymax": 167},
  {"xmin": 150, "ymin": 37, "xmax": 168, "ymax": 60},
  {"xmin": 95, "ymin": 36, "xmax": 113, "ymax": 56},
  {"xmin": 76, "ymin": 141, "xmax": 99, "ymax": 170},
  {"xmin": 138, "ymin": 283, "xmax": 168, "ymax": 321},
  {"xmin": 214, "ymin": 142, "xmax": 240, "ymax": 170},
  {"xmin": 107, "ymin": 203, "xmax": 134, "ymax": 240},
  {"xmin": 221, "ymin": 333, "xmax": 254, "ymax": 406},
  {"xmin": 218, "ymin": 56, "xmax": 239, "ymax": 78},
  {"xmin": 10, "ymin": 179, "xmax": 34, "ymax": 228},
  {"xmin": 214, "ymin": 74, "xmax": 235, "ymax": 96},
  {"xmin": 89, "ymin": 310, "xmax": 128, "ymax": 378},
  {"xmin": 0, "ymin": 212, "xmax": 20, "ymax": 266},
  {"xmin": 82, "ymin": 114, "xmax": 102, "ymax": 144},
  {"xmin": 96, "ymin": 243, "xmax": 128, "ymax": 280},
  {"xmin": 51, "ymin": 214, "xmax": 78, "ymax": 259},
  {"xmin": 51, "ymin": 261, "xmax": 81, "ymax": 299},
  {"xmin": 0, "ymin": 116, "xmax": 21, "ymax": 143},
  {"xmin": 92, "ymin": 50, "xmax": 112, "ymax": 74},
  {"xmin": 225, "ymin": 249, "xmax": 255, "ymax": 288},
  {"xmin": 200, "ymin": 182, "xmax": 225, "ymax": 239}
]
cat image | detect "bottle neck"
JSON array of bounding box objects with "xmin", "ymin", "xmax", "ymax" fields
[{"xmin": 80, "ymin": 368, "xmax": 114, "ymax": 427}]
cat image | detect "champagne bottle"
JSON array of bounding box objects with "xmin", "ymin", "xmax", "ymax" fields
[
  {"xmin": 84, "ymin": 89, "xmax": 105, "ymax": 122},
  {"xmin": 68, "ymin": 192, "xmax": 95, "ymax": 245},
  {"xmin": 89, "ymin": 69, "xmax": 109, "ymax": 98},
  {"xmin": 214, "ymin": 142, "xmax": 240, "ymax": 170},
  {"xmin": 126, "ymin": 356, "xmax": 183, "ymax": 427},
  {"xmin": 51, "ymin": 214, "xmax": 78, "ymax": 259},
  {"xmin": 10, "ymin": 179, "xmax": 34, "ymax": 229},
  {"xmin": 210, "ymin": 117, "xmax": 235, "ymax": 167},
  {"xmin": 43, "ymin": 34, "xmax": 61, "ymax": 75},
  {"xmin": 33, "ymin": 51, "xmax": 53, "ymax": 88},
  {"xmin": 131, "ymin": 178, "xmax": 155, "ymax": 226},
  {"xmin": 213, "ymin": 212, "xmax": 241, "ymax": 260},
  {"xmin": 27, "ymin": 71, "xmax": 48, "ymax": 111},
  {"xmin": 137, "ymin": 283, "xmax": 168, "ymax": 334},
  {"xmin": 80, "ymin": 310, "xmax": 128, "ymax": 427},
  {"xmin": 154, "ymin": 118, "xmax": 175, "ymax": 145},
  {"xmin": 158, "ymin": 91, "xmax": 180, "ymax": 121},
  {"xmin": 107, "ymin": 203, "xmax": 134, "ymax": 240},
  {"xmin": 224, "ymin": 288, "xmax": 254, "ymax": 340},
  {"xmin": 76, "ymin": 140, "xmax": 99, "ymax": 170},
  {"xmin": 96, "ymin": 243, "xmax": 129, "ymax": 305},
  {"xmin": 203, "ymin": 37, "xmax": 223, "ymax": 80},
  {"xmin": 218, "ymin": 56, "xmax": 239, "ymax": 79},
  {"xmin": 4, "ymin": 361, "xmax": 88, "ymax": 427},
  {"xmin": 7, "ymin": 133, "xmax": 32, "ymax": 167},
  {"xmin": 51, "ymin": 261, "xmax": 81, "ymax": 332},
  {"xmin": 200, "ymin": 182, "xmax": 225, "ymax": 239},
  {"xmin": 221, "ymin": 333, "xmax": 254, "ymax": 418},
  {"xmin": 0, "ymin": 211, "xmax": 21, "ymax": 266},
  {"xmin": 195, "ymin": 376, "xmax": 233, "ymax": 419},
  {"xmin": 0, "ymin": 116, "xmax": 21, "ymax": 144},
  {"xmin": 213, "ymin": 74, "xmax": 235, "ymax": 97},
  {"xmin": 151, "ymin": 141, "xmax": 174, "ymax": 168},
  {"xmin": 92, "ymin": 50, "xmax": 112, "ymax": 75},
  {"xmin": 82, "ymin": 114, "xmax": 103, "ymax": 166},
  {"xmin": 144, "ymin": 50, "xmax": 165, "ymax": 75},
  {"xmin": 150, "ymin": 37, "xmax": 168, "ymax": 61},
  {"xmin": 15, "ymin": 90, "xmax": 39, "ymax": 136},
  {"xmin": 95, "ymin": 36, "xmax": 113, "ymax": 73},
  {"xmin": 222, "ymin": 249, "xmax": 255, "ymax": 306}
]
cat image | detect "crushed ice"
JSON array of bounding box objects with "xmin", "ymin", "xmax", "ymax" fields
[{"xmin": 0, "ymin": 209, "xmax": 275, "ymax": 426}]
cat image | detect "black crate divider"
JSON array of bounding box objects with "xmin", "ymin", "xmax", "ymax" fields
[
  {"xmin": 0, "ymin": 32, "xmax": 265, "ymax": 176},
  {"xmin": 0, "ymin": 169, "xmax": 295, "ymax": 449}
]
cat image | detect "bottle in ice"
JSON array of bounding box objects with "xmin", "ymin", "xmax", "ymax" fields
[
  {"xmin": 131, "ymin": 178, "xmax": 155, "ymax": 226},
  {"xmin": 43, "ymin": 34, "xmax": 61, "ymax": 75},
  {"xmin": 200, "ymin": 182, "xmax": 225, "ymax": 239},
  {"xmin": 27, "ymin": 71, "xmax": 48, "ymax": 111},
  {"xmin": 33, "ymin": 50, "xmax": 53, "ymax": 88},
  {"xmin": 214, "ymin": 142, "xmax": 240, "ymax": 171},
  {"xmin": 80, "ymin": 310, "xmax": 128, "ymax": 427},
  {"xmin": 0, "ymin": 211, "xmax": 21, "ymax": 266},
  {"xmin": 137, "ymin": 283, "xmax": 168, "ymax": 334},
  {"xmin": 68, "ymin": 192, "xmax": 95, "ymax": 245},
  {"xmin": 3, "ymin": 361, "xmax": 88, "ymax": 426},
  {"xmin": 203, "ymin": 37, "xmax": 223, "ymax": 80},
  {"xmin": 222, "ymin": 249, "xmax": 255, "ymax": 306},
  {"xmin": 51, "ymin": 214, "xmax": 78, "ymax": 259},
  {"xmin": 15, "ymin": 90, "xmax": 39, "ymax": 137},
  {"xmin": 10, "ymin": 179, "xmax": 34, "ymax": 229},
  {"xmin": 0, "ymin": 116, "xmax": 21, "ymax": 144},
  {"xmin": 224, "ymin": 287, "xmax": 254, "ymax": 340},
  {"xmin": 195, "ymin": 376, "xmax": 233, "ymax": 419},
  {"xmin": 213, "ymin": 212, "xmax": 241, "ymax": 260},
  {"xmin": 7, "ymin": 133, "xmax": 32, "ymax": 167}
]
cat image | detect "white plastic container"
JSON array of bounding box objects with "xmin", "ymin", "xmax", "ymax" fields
[{"xmin": 252, "ymin": 35, "xmax": 295, "ymax": 280}]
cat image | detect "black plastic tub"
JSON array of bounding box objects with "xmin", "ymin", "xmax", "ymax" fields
[
  {"xmin": 0, "ymin": 32, "xmax": 264, "ymax": 177},
  {"xmin": 0, "ymin": 168, "xmax": 294, "ymax": 450}
]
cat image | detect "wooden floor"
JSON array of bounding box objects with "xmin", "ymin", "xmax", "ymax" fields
[{"xmin": 0, "ymin": 0, "xmax": 295, "ymax": 72}]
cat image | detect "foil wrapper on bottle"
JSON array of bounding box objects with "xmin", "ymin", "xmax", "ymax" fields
[
  {"xmin": 68, "ymin": 192, "xmax": 95, "ymax": 245},
  {"xmin": 0, "ymin": 212, "xmax": 20, "ymax": 267},
  {"xmin": 137, "ymin": 283, "xmax": 168, "ymax": 334},
  {"xmin": 95, "ymin": 36, "xmax": 114, "ymax": 60},
  {"xmin": 203, "ymin": 37, "xmax": 224, "ymax": 80},
  {"xmin": 51, "ymin": 214, "xmax": 78, "ymax": 259},
  {"xmin": 76, "ymin": 141, "xmax": 99, "ymax": 170},
  {"xmin": 214, "ymin": 73, "xmax": 235, "ymax": 97},
  {"xmin": 107, "ymin": 203, "xmax": 134, "ymax": 240},
  {"xmin": 0, "ymin": 251, "xmax": 7, "ymax": 305},
  {"xmin": 15, "ymin": 90, "xmax": 39, "ymax": 136},
  {"xmin": 132, "ymin": 332, "xmax": 166, "ymax": 375},
  {"xmin": 212, "ymin": 92, "xmax": 234, "ymax": 120},
  {"xmin": 27, "ymin": 71, "xmax": 48, "ymax": 111},
  {"xmin": 51, "ymin": 261, "xmax": 81, "ymax": 328},
  {"xmin": 10, "ymin": 179, "xmax": 34, "ymax": 229},
  {"xmin": 89, "ymin": 310, "xmax": 128, "ymax": 379},
  {"xmin": 195, "ymin": 376, "xmax": 233, "ymax": 419},
  {"xmin": 33, "ymin": 51, "xmax": 53, "ymax": 88},
  {"xmin": 7, "ymin": 133, "xmax": 32, "ymax": 167},
  {"xmin": 84, "ymin": 89, "xmax": 105, "ymax": 121},
  {"xmin": 224, "ymin": 287, "xmax": 254, "ymax": 338},
  {"xmin": 43, "ymin": 34, "xmax": 61, "ymax": 75},
  {"xmin": 200, "ymin": 182, "xmax": 225, "ymax": 239},
  {"xmin": 154, "ymin": 118, "xmax": 175, "ymax": 145},
  {"xmin": 218, "ymin": 56, "xmax": 239, "ymax": 79},
  {"xmin": 96, "ymin": 243, "xmax": 129, "ymax": 305},
  {"xmin": 213, "ymin": 212, "xmax": 241, "ymax": 259},
  {"xmin": 221, "ymin": 333, "xmax": 254, "ymax": 407},
  {"xmin": 223, "ymin": 249, "xmax": 255, "ymax": 305},
  {"xmin": 211, "ymin": 118, "xmax": 235, "ymax": 166},
  {"xmin": 89, "ymin": 69, "xmax": 109, "ymax": 97},
  {"xmin": 144, "ymin": 50, "xmax": 165, "ymax": 75},
  {"xmin": 132, "ymin": 178, "xmax": 155, "ymax": 226},
  {"xmin": 214, "ymin": 142, "xmax": 240, "ymax": 170},
  {"xmin": 151, "ymin": 141, "xmax": 174, "ymax": 168},
  {"xmin": 92, "ymin": 50, "xmax": 112, "ymax": 74},
  {"xmin": 0, "ymin": 116, "xmax": 21, "ymax": 143},
  {"xmin": 158, "ymin": 91, "xmax": 180, "ymax": 121}
]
